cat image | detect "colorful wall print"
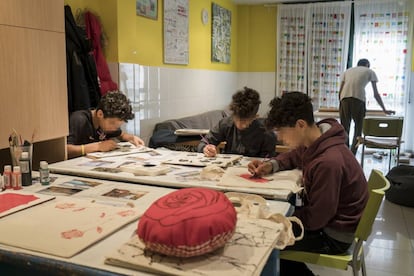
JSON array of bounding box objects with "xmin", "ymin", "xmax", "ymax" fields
[
  {"xmin": 136, "ymin": 0, "xmax": 158, "ymax": 20},
  {"xmin": 212, "ymin": 3, "xmax": 231, "ymax": 64}
]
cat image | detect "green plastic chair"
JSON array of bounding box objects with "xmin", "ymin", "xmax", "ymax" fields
[{"xmin": 280, "ymin": 169, "xmax": 390, "ymax": 276}]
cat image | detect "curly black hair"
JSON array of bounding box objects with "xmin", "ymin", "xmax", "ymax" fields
[
  {"xmin": 229, "ymin": 87, "xmax": 261, "ymax": 118},
  {"xmin": 265, "ymin": 92, "xmax": 314, "ymax": 129},
  {"xmin": 96, "ymin": 91, "xmax": 134, "ymax": 122}
]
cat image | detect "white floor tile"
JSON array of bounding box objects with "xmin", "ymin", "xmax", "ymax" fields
[{"xmin": 365, "ymin": 246, "xmax": 414, "ymax": 275}]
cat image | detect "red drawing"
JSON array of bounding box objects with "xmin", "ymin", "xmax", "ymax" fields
[
  {"xmin": 239, "ymin": 173, "xmax": 269, "ymax": 183},
  {"xmin": 117, "ymin": 210, "xmax": 135, "ymax": 217},
  {"xmin": 0, "ymin": 193, "xmax": 39, "ymax": 213},
  {"xmin": 96, "ymin": 226, "xmax": 103, "ymax": 233},
  {"xmin": 73, "ymin": 207, "xmax": 86, "ymax": 212},
  {"xmin": 61, "ymin": 229, "xmax": 84, "ymax": 239},
  {"xmin": 100, "ymin": 212, "xmax": 106, "ymax": 218}
]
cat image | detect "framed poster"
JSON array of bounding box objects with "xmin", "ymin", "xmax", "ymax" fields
[
  {"xmin": 212, "ymin": 3, "xmax": 231, "ymax": 64},
  {"xmin": 136, "ymin": 0, "xmax": 158, "ymax": 20},
  {"xmin": 163, "ymin": 0, "xmax": 189, "ymax": 64}
]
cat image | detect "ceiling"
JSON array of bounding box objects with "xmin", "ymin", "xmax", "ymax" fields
[{"xmin": 232, "ymin": 0, "xmax": 340, "ymax": 4}]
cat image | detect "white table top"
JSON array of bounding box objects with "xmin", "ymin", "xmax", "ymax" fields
[
  {"xmin": 0, "ymin": 173, "xmax": 292, "ymax": 275},
  {"xmin": 48, "ymin": 149, "xmax": 293, "ymax": 200}
]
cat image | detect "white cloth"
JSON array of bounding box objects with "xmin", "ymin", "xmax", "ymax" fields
[{"xmin": 340, "ymin": 66, "xmax": 378, "ymax": 102}]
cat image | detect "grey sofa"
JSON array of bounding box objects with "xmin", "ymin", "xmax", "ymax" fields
[{"xmin": 149, "ymin": 110, "xmax": 229, "ymax": 151}]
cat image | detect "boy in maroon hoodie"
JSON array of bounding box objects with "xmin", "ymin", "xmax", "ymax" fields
[{"xmin": 249, "ymin": 92, "xmax": 368, "ymax": 276}]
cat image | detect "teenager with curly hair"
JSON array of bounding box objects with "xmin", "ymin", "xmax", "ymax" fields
[
  {"xmin": 248, "ymin": 92, "xmax": 368, "ymax": 276},
  {"xmin": 197, "ymin": 87, "xmax": 276, "ymax": 157},
  {"xmin": 67, "ymin": 91, "xmax": 144, "ymax": 158}
]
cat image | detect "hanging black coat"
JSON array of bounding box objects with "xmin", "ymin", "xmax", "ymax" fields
[{"xmin": 65, "ymin": 5, "xmax": 101, "ymax": 113}]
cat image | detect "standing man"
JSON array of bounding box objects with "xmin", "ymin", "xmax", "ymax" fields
[{"xmin": 339, "ymin": 58, "xmax": 394, "ymax": 154}]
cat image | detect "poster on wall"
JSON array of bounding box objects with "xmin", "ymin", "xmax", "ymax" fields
[
  {"xmin": 163, "ymin": 0, "xmax": 189, "ymax": 65},
  {"xmin": 136, "ymin": 0, "xmax": 158, "ymax": 20},
  {"xmin": 212, "ymin": 3, "xmax": 231, "ymax": 64}
]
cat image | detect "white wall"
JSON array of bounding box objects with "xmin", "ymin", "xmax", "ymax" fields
[{"xmin": 114, "ymin": 63, "xmax": 276, "ymax": 145}]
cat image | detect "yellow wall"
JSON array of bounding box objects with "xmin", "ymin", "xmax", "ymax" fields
[
  {"xmin": 237, "ymin": 5, "xmax": 276, "ymax": 72},
  {"xmin": 65, "ymin": 0, "xmax": 276, "ymax": 72}
]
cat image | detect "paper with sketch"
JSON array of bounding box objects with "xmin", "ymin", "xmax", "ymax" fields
[
  {"xmin": 87, "ymin": 142, "xmax": 153, "ymax": 159},
  {"xmin": 162, "ymin": 152, "xmax": 242, "ymax": 168},
  {"xmin": 105, "ymin": 218, "xmax": 283, "ymax": 276},
  {"xmin": 0, "ymin": 191, "xmax": 55, "ymax": 218},
  {"xmin": 219, "ymin": 167, "xmax": 302, "ymax": 193},
  {"xmin": 119, "ymin": 163, "xmax": 171, "ymax": 176},
  {"xmin": 0, "ymin": 198, "xmax": 141, "ymax": 258}
]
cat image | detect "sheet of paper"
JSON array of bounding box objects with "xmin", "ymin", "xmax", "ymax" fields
[
  {"xmin": 162, "ymin": 152, "xmax": 242, "ymax": 168},
  {"xmin": 87, "ymin": 142, "xmax": 153, "ymax": 159},
  {"xmin": 0, "ymin": 198, "xmax": 141, "ymax": 258},
  {"xmin": 219, "ymin": 167, "xmax": 303, "ymax": 193},
  {"xmin": 105, "ymin": 218, "xmax": 283, "ymax": 276}
]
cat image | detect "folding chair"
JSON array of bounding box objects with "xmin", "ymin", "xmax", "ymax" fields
[
  {"xmin": 280, "ymin": 169, "xmax": 390, "ymax": 276},
  {"xmin": 358, "ymin": 116, "xmax": 404, "ymax": 170}
]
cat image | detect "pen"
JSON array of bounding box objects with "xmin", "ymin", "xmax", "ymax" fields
[{"xmin": 200, "ymin": 134, "xmax": 210, "ymax": 145}]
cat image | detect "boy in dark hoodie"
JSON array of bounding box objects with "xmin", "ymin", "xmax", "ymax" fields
[{"xmin": 248, "ymin": 92, "xmax": 368, "ymax": 276}]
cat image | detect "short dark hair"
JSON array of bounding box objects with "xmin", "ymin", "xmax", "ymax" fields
[
  {"xmin": 96, "ymin": 91, "xmax": 134, "ymax": 122},
  {"xmin": 229, "ymin": 87, "xmax": 261, "ymax": 118},
  {"xmin": 265, "ymin": 92, "xmax": 314, "ymax": 129},
  {"xmin": 357, "ymin": 58, "xmax": 370, "ymax": 67}
]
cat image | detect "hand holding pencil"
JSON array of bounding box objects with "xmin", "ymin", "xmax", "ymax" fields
[{"xmin": 200, "ymin": 134, "xmax": 217, "ymax": 157}]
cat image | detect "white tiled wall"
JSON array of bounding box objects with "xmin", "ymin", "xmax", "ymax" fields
[{"xmin": 115, "ymin": 63, "xmax": 276, "ymax": 145}]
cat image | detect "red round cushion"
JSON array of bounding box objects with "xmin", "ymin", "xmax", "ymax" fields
[{"xmin": 137, "ymin": 187, "xmax": 237, "ymax": 257}]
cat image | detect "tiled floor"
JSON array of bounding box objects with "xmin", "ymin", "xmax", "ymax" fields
[{"xmin": 308, "ymin": 150, "xmax": 414, "ymax": 276}]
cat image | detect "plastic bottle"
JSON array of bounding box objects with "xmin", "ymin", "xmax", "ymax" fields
[
  {"xmin": 12, "ymin": 166, "xmax": 22, "ymax": 190},
  {"xmin": 39, "ymin": 161, "xmax": 50, "ymax": 185},
  {"xmin": 19, "ymin": 151, "xmax": 32, "ymax": 186},
  {"xmin": 3, "ymin": 165, "xmax": 12, "ymax": 189}
]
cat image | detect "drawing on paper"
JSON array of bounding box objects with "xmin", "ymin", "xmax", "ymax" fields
[
  {"xmin": 163, "ymin": 0, "xmax": 189, "ymax": 64},
  {"xmin": 38, "ymin": 186, "xmax": 84, "ymax": 196},
  {"xmin": 102, "ymin": 188, "xmax": 147, "ymax": 200},
  {"xmin": 219, "ymin": 167, "xmax": 303, "ymax": 193},
  {"xmin": 80, "ymin": 160, "xmax": 114, "ymax": 167},
  {"xmin": 87, "ymin": 143, "xmax": 153, "ymax": 159},
  {"xmin": 92, "ymin": 167, "xmax": 122, "ymax": 173},
  {"xmin": 162, "ymin": 152, "xmax": 241, "ymax": 168},
  {"xmin": 0, "ymin": 198, "xmax": 142, "ymax": 258},
  {"xmin": 105, "ymin": 218, "xmax": 282, "ymax": 276},
  {"xmin": 0, "ymin": 192, "xmax": 55, "ymax": 218},
  {"xmin": 212, "ymin": 3, "xmax": 231, "ymax": 64}
]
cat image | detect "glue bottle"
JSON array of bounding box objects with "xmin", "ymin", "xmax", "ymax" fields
[
  {"xmin": 20, "ymin": 151, "xmax": 32, "ymax": 186},
  {"xmin": 39, "ymin": 161, "xmax": 50, "ymax": 185},
  {"xmin": 3, "ymin": 165, "xmax": 12, "ymax": 189},
  {"xmin": 12, "ymin": 166, "xmax": 22, "ymax": 190}
]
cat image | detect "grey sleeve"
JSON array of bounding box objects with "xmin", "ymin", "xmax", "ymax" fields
[{"xmin": 270, "ymin": 159, "xmax": 280, "ymax": 173}]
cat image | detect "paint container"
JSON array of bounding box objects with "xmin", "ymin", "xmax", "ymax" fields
[
  {"xmin": 20, "ymin": 151, "xmax": 32, "ymax": 186},
  {"xmin": 39, "ymin": 161, "xmax": 50, "ymax": 185},
  {"xmin": 3, "ymin": 165, "xmax": 12, "ymax": 189},
  {"xmin": 12, "ymin": 166, "xmax": 22, "ymax": 190}
]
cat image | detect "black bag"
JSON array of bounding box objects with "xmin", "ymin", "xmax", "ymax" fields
[{"xmin": 385, "ymin": 165, "xmax": 414, "ymax": 207}]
